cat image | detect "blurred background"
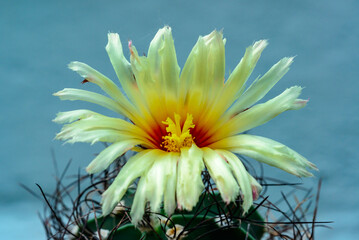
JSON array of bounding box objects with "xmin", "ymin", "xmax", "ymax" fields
[{"xmin": 1, "ymin": 0, "xmax": 358, "ymax": 238}]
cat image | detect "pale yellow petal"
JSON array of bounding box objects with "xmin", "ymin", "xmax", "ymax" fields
[
  {"xmin": 163, "ymin": 154, "xmax": 178, "ymax": 215},
  {"xmin": 144, "ymin": 152, "xmax": 177, "ymax": 214},
  {"xmin": 101, "ymin": 150, "xmax": 160, "ymax": 216},
  {"xmin": 68, "ymin": 61, "xmax": 132, "ymax": 107},
  {"xmin": 61, "ymin": 129, "xmax": 135, "ymax": 145},
  {"xmin": 53, "ymin": 109, "xmax": 98, "ymax": 124},
  {"xmin": 224, "ymin": 40, "xmax": 268, "ymax": 100},
  {"xmin": 55, "ymin": 114, "xmax": 155, "ymax": 147},
  {"xmin": 148, "ymin": 26, "xmax": 180, "ymax": 113},
  {"xmin": 209, "ymin": 86, "xmax": 306, "ymax": 143},
  {"xmin": 147, "ymin": 26, "xmax": 180, "ymax": 96},
  {"xmin": 176, "ymin": 145, "xmax": 204, "ymax": 210},
  {"xmin": 215, "ymin": 150, "xmax": 254, "ymax": 212},
  {"xmin": 106, "ymin": 33, "xmax": 138, "ymax": 100},
  {"xmin": 86, "ymin": 140, "xmax": 139, "ymax": 174},
  {"xmin": 67, "ymin": 61, "xmax": 145, "ymax": 125},
  {"xmin": 130, "ymin": 152, "xmax": 178, "ymax": 224},
  {"xmin": 106, "ymin": 33, "xmax": 157, "ymax": 126},
  {"xmin": 202, "ymin": 30, "xmax": 225, "ymax": 92},
  {"xmin": 181, "ymin": 31, "xmax": 225, "ymax": 92},
  {"xmin": 179, "ymin": 30, "xmax": 225, "ymax": 120},
  {"xmin": 195, "ymin": 40, "xmax": 268, "ymax": 135},
  {"xmin": 227, "ymin": 57, "xmax": 294, "ymax": 116},
  {"xmin": 248, "ymin": 174, "xmax": 262, "ymax": 200},
  {"xmin": 202, "ymin": 148, "xmax": 239, "ymax": 204},
  {"xmin": 210, "ymin": 134, "xmax": 317, "ymax": 177},
  {"xmin": 53, "ymin": 88, "xmax": 130, "ymax": 117},
  {"xmin": 67, "ymin": 61, "xmax": 155, "ymax": 130},
  {"xmin": 111, "ymin": 37, "xmax": 157, "ymax": 129},
  {"xmin": 130, "ymin": 176, "xmax": 147, "ymax": 225},
  {"xmin": 130, "ymin": 44, "xmax": 168, "ymax": 124}
]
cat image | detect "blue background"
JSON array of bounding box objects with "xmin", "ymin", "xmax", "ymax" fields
[{"xmin": 1, "ymin": 0, "xmax": 358, "ymax": 238}]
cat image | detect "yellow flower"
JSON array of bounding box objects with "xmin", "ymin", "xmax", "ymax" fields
[{"xmin": 54, "ymin": 26, "xmax": 317, "ymax": 225}]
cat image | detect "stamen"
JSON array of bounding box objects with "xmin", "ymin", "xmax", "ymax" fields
[{"xmin": 161, "ymin": 113, "xmax": 195, "ymax": 152}]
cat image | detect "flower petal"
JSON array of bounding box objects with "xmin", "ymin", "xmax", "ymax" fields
[
  {"xmin": 129, "ymin": 44, "xmax": 169, "ymax": 124},
  {"xmin": 55, "ymin": 114, "xmax": 155, "ymax": 147},
  {"xmin": 290, "ymin": 99, "xmax": 309, "ymax": 110},
  {"xmin": 86, "ymin": 140, "xmax": 140, "ymax": 174},
  {"xmin": 196, "ymin": 40, "xmax": 268, "ymax": 137},
  {"xmin": 181, "ymin": 30, "xmax": 225, "ymax": 90},
  {"xmin": 147, "ymin": 26, "xmax": 180, "ymax": 95},
  {"xmin": 56, "ymin": 114, "xmax": 147, "ymax": 137},
  {"xmin": 202, "ymin": 148, "xmax": 239, "ymax": 204},
  {"xmin": 144, "ymin": 152, "xmax": 177, "ymax": 214},
  {"xmin": 106, "ymin": 33, "xmax": 159, "ymax": 128},
  {"xmin": 68, "ymin": 61, "xmax": 132, "ymax": 107},
  {"xmin": 210, "ymin": 134, "xmax": 317, "ymax": 177},
  {"xmin": 53, "ymin": 88, "xmax": 129, "ymax": 116},
  {"xmin": 221, "ymin": 40, "xmax": 268, "ymax": 108},
  {"xmin": 60, "ymin": 129, "xmax": 134, "ymax": 145},
  {"xmin": 179, "ymin": 30, "xmax": 225, "ymax": 120},
  {"xmin": 215, "ymin": 150, "xmax": 254, "ymax": 212},
  {"xmin": 106, "ymin": 33, "xmax": 138, "ymax": 100},
  {"xmin": 67, "ymin": 61, "xmax": 144, "ymax": 124},
  {"xmin": 228, "ymin": 57, "xmax": 294, "ymax": 116},
  {"xmin": 107, "ymin": 35, "xmax": 160, "ymax": 128},
  {"xmin": 101, "ymin": 150, "xmax": 160, "ymax": 216},
  {"xmin": 209, "ymin": 86, "xmax": 307, "ymax": 143},
  {"xmin": 130, "ymin": 176, "xmax": 147, "ymax": 225},
  {"xmin": 163, "ymin": 154, "xmax": 178, "ymax": 215},
  {"xmin": 130, "ymin": 152, "xmax": 178, "ymax": 224},
  {"xmin": 202, "ymin": 30, "xmax": 225, "ymax": 91},
  {"xmin": 53, "ymin": 109, "xmax": 99, "ymax": 124},
  {"xmin": 147, "ymin": 26, "xmax": 181, "ymax": 116},
  {"xmin": 248, "ymin": 174, "xmax": 262, "ymax": 200},
  {"xmin": 177, "ymin": 145, "xmax": 204, "ymax": 211}
]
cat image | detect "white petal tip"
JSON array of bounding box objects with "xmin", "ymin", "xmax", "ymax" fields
[
  {"xmin": 253, "ymin": 39, "xmax": 268, "ymax": 52},
  {"xmin": 283, "ymin": 56, "xmax": 295, "ymax": 66},
  {"xmin": 107, "ymin": 32, "xmax": 119, "ymax": 40},
  {"xmin": 161, "ymin": 25, "xmax": 172, "ymax": 33},
  {"xmin": 106, "ymin": 33, "xmax": 121, "ymax": 50},
  {"xmin": 290, "ymin": 98, "xmax": 309, "ymax": 110},
  {"xmin": 53, "ymin": 91, "xmax": 61, "ymax": 97},
  {"xmin": 67, "ymin": 62, "xmax": 85, "ymax": 74},
  {"xmin": 53, "ymin": 113, "xmax": 67, "ymax": 123},
  {"xmin": 67, "ymin": 61, "xmax": 79, "ymax": 69},
  {"xmin": 53, "ymin": 89, "xmax": 69, "ymax": 97}
]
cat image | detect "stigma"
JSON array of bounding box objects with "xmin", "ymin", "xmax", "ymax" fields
[{"xmin": 161, "ymin": 113, "xmax": 195, "ymax": 152}]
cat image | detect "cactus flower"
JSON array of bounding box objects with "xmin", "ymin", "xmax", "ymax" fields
[{"xmin": 54, "ymin": 26, "xmax": 317, "ymax": 225}]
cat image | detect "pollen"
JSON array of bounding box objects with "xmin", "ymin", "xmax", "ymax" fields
[{"xmin": 161, "ymin": 113, "xmax": 195, "ymax": 152}]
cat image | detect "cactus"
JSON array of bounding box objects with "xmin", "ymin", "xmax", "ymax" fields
[{"xmin": 33, "ymin": 155, "xmax": 326, "ymax": 239}]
